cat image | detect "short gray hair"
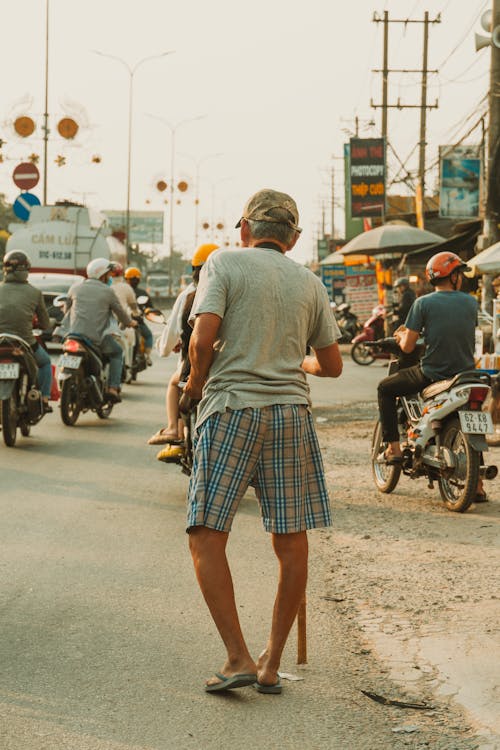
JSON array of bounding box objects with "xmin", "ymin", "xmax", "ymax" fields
[{"xmin": 247, "ymin": 219, "xmax": 297, "ymax": 245}]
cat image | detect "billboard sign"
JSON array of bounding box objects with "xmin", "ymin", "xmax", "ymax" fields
[
  {"xmin": 439, "ymin": 145, "xmax": 481, "ymax": 219},
  {"xmin": 104, "ymin": 210, "xmax": 164, "ymax": 243},
  {"xmin": 349, "ymin": 138, "xmax": 386, "ymax": 218}
]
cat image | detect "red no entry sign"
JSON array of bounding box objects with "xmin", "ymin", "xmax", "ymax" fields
[{"xmin": 13, "ymin": 162, "xmax": 40, "ymax": 190}]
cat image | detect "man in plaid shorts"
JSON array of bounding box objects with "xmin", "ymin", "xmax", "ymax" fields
[{"xmin": 184, "ymin": 188, "xmax": 343, "ymax": 694}]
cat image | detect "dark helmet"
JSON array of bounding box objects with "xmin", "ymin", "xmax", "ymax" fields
[
  {"xmin": 426, "ymin": 252, "xmax": 470, "ymax": 285},
  {"xmin": 3, "ymin": 250, "xmax": 31, "ymax": 272},
  {"xmin": 394, "ymin": 277, "xmax": 409, "ymax": 289}
]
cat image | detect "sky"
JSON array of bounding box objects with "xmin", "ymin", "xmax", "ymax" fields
[{"xmin": 0, "ymin": 0, "xmax": 492, "ymax": 263}]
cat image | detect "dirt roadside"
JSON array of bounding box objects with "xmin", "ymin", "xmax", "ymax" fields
[{"xmin": 309, "ymin": 401, "xmax": 500, "ymax": 750}]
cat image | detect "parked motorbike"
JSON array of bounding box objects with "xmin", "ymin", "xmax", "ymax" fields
[
  {"xmin": 333, "ymin": 302, "xmax": 361, "ymax": 344},
  {"xmin": 350, "ymin": 304, "xmax": 389, "ymax": 365},
  {"xmin": 57, "ymin": 334, "xmax": 116, "ymax": 425},
  {"xmin": 0, "ymin": 332, "xmax": 48, "ymax": 446},
  {"xmin": 370, "ymin": 337, "xmax": 497, "ymax": 512}
]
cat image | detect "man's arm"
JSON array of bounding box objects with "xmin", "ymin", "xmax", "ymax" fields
[
  {"xmin": 109, "ymin": 289, "xmax": 135, "ymax": 328},
  {"xmin": 35, "ymin": 292, "xmax": 51, "ymax": 331},
  {"xmin": 301, "ymin": 342, "xmax": 343, "ymax": 378},
  {"xmin": 394, "ymin": 326, "xmax": 419, "ymax": 353},
  {"xmin": 184, "ymin": 312, "xmax": 222, "ymax": 400}
]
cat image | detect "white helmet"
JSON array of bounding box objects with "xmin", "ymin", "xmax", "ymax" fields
[{"xmin": 87, "ymin": 257, "xmax": 112, "ymax": 280}]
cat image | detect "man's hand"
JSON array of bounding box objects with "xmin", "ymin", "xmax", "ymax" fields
[
  {"xmin": 184, "ymin": 376, "xmax": 203, "ymax": 402},
  {"xmin": 393, "ymin": 325, "xmax": 406, "ymax": 345}
]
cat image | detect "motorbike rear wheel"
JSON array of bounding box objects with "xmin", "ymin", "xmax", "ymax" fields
[
  {"xmin": 351, "ymin": 342, "xmax": 375, "ymax": 366},
  {"xmin": 438, "ymin": 417, "xmax": 479, "ymax": 512},
  {"xmin": 1, "ymin": 392, "xmax": 18, "ymax": 446},
  {"xmin": 60, "ymin": 376, "xmax": 81, "ymax": 426},
  {"xmin": 371, "ymin": 420, "xmax": 401, "ymax": 493}
]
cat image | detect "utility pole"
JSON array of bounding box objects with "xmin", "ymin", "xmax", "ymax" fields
[
  {"xmin": 418, "ymin": 12, "xmax": 430, "ymax": 201},
  {"xmin": 42, "ymin": 0, "xmax": 49, "ymax": 205},
  {"xmin": 331, "ymin": 163, "xmax": 335, "ymax": 243},
  {"xmin": 486, "ymin": 0, "xmax": 500, "ymax": 247},
  {"xmin": 371, "ymin": 11, "xmax": 440, "ymax": 226},
  {"xmin": 382, "ymin": 10, "xmax": 389, "ymax": 141}
]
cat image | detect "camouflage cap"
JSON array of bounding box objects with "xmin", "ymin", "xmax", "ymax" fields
[{"xmin": 235, "ymin": 189, "xmax": 301, "ymax": 233}]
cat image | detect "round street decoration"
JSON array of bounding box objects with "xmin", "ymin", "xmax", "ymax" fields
[
  {"xmin": 57, "ymin": 117, "xmax": 78, "ymax": 139},
  {"xmin": 14, "ymin": 116, "xmax": 36, "ymax": 137},
  {"xmin": 13, "ymin": 162, "xmax": 40, "ymax": 190},
  {"xmin": 156, "ymin": 180, "xmax": 167, "ymax": 192},
  {"xmin": 177, "ymin": 180, "xmax": 188, "ymax": 192}
]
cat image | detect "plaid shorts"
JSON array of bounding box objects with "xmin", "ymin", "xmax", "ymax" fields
[{"xmin": 186, "ymin": 404, "xmax": 332, "ymax": 534}]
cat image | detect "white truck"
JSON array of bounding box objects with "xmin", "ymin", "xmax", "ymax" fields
[{"xmin": 7, "ymin": 204, "xmax": 127, "ymax": 274}]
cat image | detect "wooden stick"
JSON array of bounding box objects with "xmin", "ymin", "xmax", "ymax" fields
[{"xmin": 296, "ymin": 594, "xmax": 307, "ymax": 664}]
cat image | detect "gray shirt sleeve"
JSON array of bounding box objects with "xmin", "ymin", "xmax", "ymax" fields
[
  {"xmin": 308, "ymin": 281, "xmax": 341, "ymax": 349},
  {"xmin": 35, "ymin": 290, "xmax": 51, "ymax": 331}
]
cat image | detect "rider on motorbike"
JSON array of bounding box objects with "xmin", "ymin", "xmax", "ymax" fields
[
  {"xmin": 148, "ymin": 243, "xmax": 219, "ymax": 452},
  {"xmin": 377, "ymin": 252, "xmax": 477, "ymax": 465},
  {"xmin": 65, "ymin": 258, "xmax": 137, "ymax": 402},
  {"xmin": 392, "ymin": 277, "xmax": 416, "ymax": 329},
  {"xmin": 109, "ymin": 262, "xmax": 139, "ymax": 379},
  {"xmin": 0, "ymin": 250, "xmax": 53, "ymax": 412},
  {"xmin": 124, "ymin": 267, "xmax": 154, "ymax": 366}
]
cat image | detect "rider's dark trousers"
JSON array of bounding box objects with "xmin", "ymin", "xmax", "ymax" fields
[{"xmin": 378, "ymin": 364, "xmax": 432, "ymax": 443}]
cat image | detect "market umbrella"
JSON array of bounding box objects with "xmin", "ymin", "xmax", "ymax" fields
[
  {"xmin": 319, "ymin": 251, "xmax": 372, "ymax": 266},
  {"xmin": 341, "ymin": 224, "xmax": 445, "ymax": 256},
  {"xmin": 464, "ymin": 241, "xmax": 500, "ymax": 276}
]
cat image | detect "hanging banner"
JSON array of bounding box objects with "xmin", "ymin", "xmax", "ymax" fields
[
  {"xmin": 439, "ymin": 144, "xmax": 481, "ymax": 219},
  {"xmin": 349, "ymin": 138, "xmax": 386, "ymax": 218}
]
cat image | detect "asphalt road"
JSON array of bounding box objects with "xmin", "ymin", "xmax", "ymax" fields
[{"xmin": 0, "ymin": 349, "xmax": 493, "ymax": 750}]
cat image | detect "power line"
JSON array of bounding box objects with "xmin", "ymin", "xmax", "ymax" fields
[
  {"xmin": 439, "ymin": 49, "xmax": 488, "ymax": 84},
  {"xmin": 437, "ymin": 0, "xmax": 489, "ymax": 70}
]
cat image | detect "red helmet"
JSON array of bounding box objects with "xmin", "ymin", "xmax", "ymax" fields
[
  {"xmin": 110, "ymin": 262, "xmax": 124, "ymax": 277},
  {"xmin": 425, "ymin": 252, "xmax": 470, "ymax": 285}
]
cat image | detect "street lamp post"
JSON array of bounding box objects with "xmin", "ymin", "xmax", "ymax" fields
[
  {"xmin": 147, "ymin": 114, "xmax": 206, "ymax": 295},
  {"xmin": 193, "ymin": 154, "xmax": 223, "ymax": 247},
  {"xmin": 94, "ymin": 49, "xmax": 174, "ymax": 253}
]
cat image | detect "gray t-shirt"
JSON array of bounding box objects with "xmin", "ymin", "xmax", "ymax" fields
[
  {"xmin": 405, "ymin": 290, "xmax": 477, "ymax": 380},
  {"xmin": 67, "ymin": 278, "xmax": 131, "ymax": 345},
  {"xmin": 190, "ymin": 245, "xmax": 340, "ymax": 425}
]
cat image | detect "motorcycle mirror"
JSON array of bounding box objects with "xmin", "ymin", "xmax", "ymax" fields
[
  {"xmin": 144, "ymin": 309, "xmax": 166, "ymax": 325},
  {"xmin": 53, "ymin": 295, "xmax": 68, "ymax": 308},
  {"xmin": 136, "ymin": 295, "xmax": 149, "ymax": 305}
]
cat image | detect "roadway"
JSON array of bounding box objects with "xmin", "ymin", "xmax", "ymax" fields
[{"xmin": 0, "ymin": 348, "xmax": 497, "ymax": 750}]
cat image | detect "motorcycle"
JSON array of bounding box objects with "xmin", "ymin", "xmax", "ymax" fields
[
  {"xmin": 333, "ymin": 302, "xmax": 361, "ymax": 344},
  {"xmin": 370, "ymin": 337, "xmax": 497, "ymax": 513},
  {"xmin": 350, "ymin": 304, "xmax": 390, "ymax": 365},
  {"xmin": 0, "ymin": 332, "xmax": 48, "ymax": 446},
  {"xmin": 57, "ymin": 334, "xmax": 116, "ymax": 425},
  {"xmin": 128, "ymin": 295, "xmax": 152, "ymax": 382},
  {"xmin": 143, "ymin": 306, "xmax": 197, "ymax": 476}
]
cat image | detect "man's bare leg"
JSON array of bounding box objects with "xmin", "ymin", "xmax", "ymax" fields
[
  {"xmin": 257, "ymin": 531, "xmax": 308, "ymax": 686},
  {"xmin": 189, "ymin": 526, "xmax": 257, "ymax": 686}
]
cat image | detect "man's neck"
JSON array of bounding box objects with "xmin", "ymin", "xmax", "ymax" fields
[{"xmin": 249, "ymin": 238, "xmax": 287, "ymax": 254}]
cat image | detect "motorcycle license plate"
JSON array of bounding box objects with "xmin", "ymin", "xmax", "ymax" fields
[
  {"xmin": 0, "ymin": 362, "xmax": 20, "ymax": 379},
  {"xmin": 459, "ymin": 411, "xmax": 493, "ymax": 434},
  {"xmin": 58, "ymin": 354, "xmax": 82, "ymax": 370}
]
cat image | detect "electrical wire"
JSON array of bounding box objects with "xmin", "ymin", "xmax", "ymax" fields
[
  {"xmin": 439, "ymin": 50, "xmax": 488, "ymax": 84},
  {"xmin": 437, "ymin": 0, "xmax": 489, "ymax": 71}
]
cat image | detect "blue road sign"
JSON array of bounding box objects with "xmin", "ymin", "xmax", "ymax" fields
[{"xmin": 13, "ymin": 192, "xmax": 41, "ymax": 221}]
